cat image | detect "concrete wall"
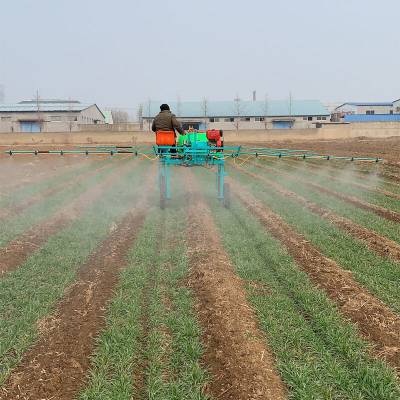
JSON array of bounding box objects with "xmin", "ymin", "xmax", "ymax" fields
[
  {"xmin": 1, "ymin": 122, "xmax": 399, "ymax": 146},
  {"xmin": 79, "ymin": 122, "xmax": 141, "ymax": 132},
  {"xmin": 142, "ymin": 115, "xmax": 327, "ymax": 130}
]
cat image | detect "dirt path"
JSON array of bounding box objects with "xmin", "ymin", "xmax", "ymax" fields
[
  {"xmin": 230, "ymin": 179, "xmax": 400, "ymax": 371},
  {"xmin": 0, "ymin": 172, "xmax": 154, "ymax": 400},
  {"xmin": 0, "ymin": 160, "xmax": 111, "ymax": 221},
  {"xmin": 0, "ymin": 160, "xmax": 138, "ymax": 276},
  {"xmin": 184, "ymin": 171, "xmax": 287, "ymax": 400},
  {"xmin": 247, "ymin": 161, "xmax": 400, "ymax": 224},
  {"xmin": 233, "ymin": 164, "xmax": 400, "ymax": 263}
]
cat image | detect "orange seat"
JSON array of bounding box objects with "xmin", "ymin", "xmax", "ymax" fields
[{"xmin": 156, "ymin": 130, "xmax": 175, "ymax": 146}]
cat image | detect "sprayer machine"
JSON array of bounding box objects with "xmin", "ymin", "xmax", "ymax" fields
[{"xmin": 5, "ymin": 128, "xmax": 382, "ymax": 209}]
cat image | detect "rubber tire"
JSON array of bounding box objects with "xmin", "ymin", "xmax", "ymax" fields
[
  {"xmin": 223, "ymin": 182, "xmax": 230, "ymax": 209},
  {"xmin": 160, "ymin": 175, "xmax": 166, "ymax": 210}
]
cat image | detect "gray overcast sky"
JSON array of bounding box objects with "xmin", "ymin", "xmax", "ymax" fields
[{"xmin": 1, "ymin": 0, "xmax": 399, "ymax": 110}]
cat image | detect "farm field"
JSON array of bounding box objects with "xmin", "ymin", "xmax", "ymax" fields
[{"xmin": 1, "ymin": 143, "xmax": 400, "ymax": 400}]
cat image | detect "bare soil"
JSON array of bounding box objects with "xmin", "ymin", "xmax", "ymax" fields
[
  {"xmin": 231, "ymin": 179, "xmax": 400, "ymax": 371},
  {"xmin": 0, "ymin": 160, "xmax": 137, "ymax": 276},
  {"xmin": 234, "ymin": 164, "xmax": 400, "ymax": 263},
  {"xmin": 184, "ymin": 171, "xmax": 287, "ymax": 400},
  {"xmin": 0, "ymin": 154, "xmax": 90, "ymax": 192},
  {"xmin": 249, "ymin": 137, "xmax": 400, "ymax": 165},
  {"xmin": 0, "ymin": 175, "xmax": 153, "ymax": 400}
]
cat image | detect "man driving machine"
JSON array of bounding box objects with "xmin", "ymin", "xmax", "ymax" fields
[{"xmin": 152, "ymin": 103, "xmax": 185, "ymax": 136}]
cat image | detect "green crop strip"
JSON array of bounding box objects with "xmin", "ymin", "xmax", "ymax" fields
[
  {"xmin": 0, "ymin": 158, "xmax": 129, "ymax": 248},
  {"xmin": 239, "ymin": 161, "xmax": 400, "ymax": 245},
  {"xmin": 255, "ymin": 159, "xmax": 400, "ymax": 214},
  {"xmin": 79, "ymin": 179, "xmax": 208, "ymax": 400},
  {"xmin": 0, "ymin": 158, "xmax": 107, "ymax": 208},
  {"xmin": 0, "ymin": 160, "xmax": 148, "ymax": 385},
  {"xmin": 196, "ymin": 168, "xmax": 400, "ymax": 400},
  {"xmin": 230, "ymin": 167, "xmax": 400, "ymax": 315}
]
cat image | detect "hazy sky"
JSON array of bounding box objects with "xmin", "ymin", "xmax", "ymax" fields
[{"xmin": 1, "ymin": 0, "xmax": 399, "ymax": 111}]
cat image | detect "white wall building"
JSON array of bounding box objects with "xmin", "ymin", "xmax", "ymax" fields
[
  {"xmin": 141, "ymin": 100, "xmax": 330, "ymax": 131},
  {"xmin": 0, "ymin": 99, "xmax": 105, "ymax": 133},
  {"xmin": 335, "ymin": 101, "xmax": 398, "ymax": 116}
]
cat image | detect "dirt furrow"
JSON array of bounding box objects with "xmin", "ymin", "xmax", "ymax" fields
[
  {"xmin": 0, "ymin": 161, "xmax": 110, "ymax": 221},
  {"xmin": 286, "ymin": 158, "xmax": 400, "ymax": 190},
  {"xmin": 184, "ymin": 170, "xmax": 287, "ymax": 400},
  {"xmin": 247, "ymin": 161, "xmax": 400, "ymax": 223},
  {"xmin": 233, "ymin": 164, "xmax": 400, "ymax": 263},
  {"xmin": 230, "ymin": 178, "xmax": 400, "ymax": 371},
  {"xmin": 291, "ymin": 163, "xmax": 400, "ymax": 201},
  {"xmin": 0, "ymin": 173, "xmax": 154, "ymax": 400},
  {"xmin": 0, "ymin": 160, "xmax": 137, "ymax": 276}
]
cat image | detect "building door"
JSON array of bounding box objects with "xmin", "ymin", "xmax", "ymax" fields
[
  {"xmin": 272, "ymin": 121, "xmax": 293, "ymax": 129},
  {"xmin": 20, "ymin": 121, "xmax": 41, "ymax": 132}
]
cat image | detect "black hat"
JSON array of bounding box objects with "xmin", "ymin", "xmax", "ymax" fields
[{"xmin": 160, "ymin": 104, "xmax": 170, "ymax": 111}]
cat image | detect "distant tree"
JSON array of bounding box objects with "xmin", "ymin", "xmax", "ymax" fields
[
  {"xmin": 147, "ymin": 99, "xmax": 152, "ymax": 131},
  {"xmin": 263, "ymin": 94, "xmax": 269, "ymax": 130},
  {"xmin": 137, "ymin": 103, "xmax": 144, "ymax": 130},
  {"xmin": 233, "ymin": 94, "xmax": 243, "ymax": 131},
  {"xmin": 111, "ymin": 109, "xmax": 129, "ymax": 123}
]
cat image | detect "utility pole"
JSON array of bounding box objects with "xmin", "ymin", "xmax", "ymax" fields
[
  {"xmin": 36, "ymin": 90, "xmax": 43, "ymax": 132},
  {"xmin": 177, "ymin": 95, "xmax": 182, "ymax": 118},
  {"xmin": 201, "ymin": 97, "xmax": 208, "ymax": 130},
  {"xmin": 0, "ymin": 84, "xmax": 4, "ymax": 103}
]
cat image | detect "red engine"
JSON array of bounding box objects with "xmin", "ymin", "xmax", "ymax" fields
[{"xmin": 206, "ymin": 129, "xmax": 223, "ymax": 147}]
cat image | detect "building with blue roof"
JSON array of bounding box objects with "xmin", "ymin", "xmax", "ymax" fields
[
  {"xmin": 0, "ymin": 99, "xmax": 105, "ymax": 132},
  {"xmin": 142, "ymin": 99, "xmax": 330, "ymax": 130}
]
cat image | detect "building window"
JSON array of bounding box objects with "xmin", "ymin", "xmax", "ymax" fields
[
  {"xmin": 240, "ymin": 117, "xmax": 251, "ymax": 122},
  {"xmin": 322, "ymin": 116, "xmax": 327, "ymax": 120},
  {"xmin": 224, "ymin": 118, "xmax": 234, "ymax": 122},
  {"xmin": 209, "ymin": 118, "xmax": 215, "ymax": 122},
  {"xmin": 308, "ymin": 116, "xmax": 313, "ymax": 121},
  {"xmin": 390, "ymin": 110, "xmax": 394, "ymax": 115},
  {"xmin": 255, "ymin": 117, "xmax": 265, "ymax": 122},
  {"xmin": 1, "ymin": 116, "xmax": 11, "ymax": 121},
  {"xmin": 366, "ymin": 110, "xmax": 375, "ymax": 115},
  {"xmin": 51, "ymin": 116, "xmax": 61, "ymax": 121},
  {"xmin": 303, "ymin": 117, "xmax": 308, "ymax": 120}
]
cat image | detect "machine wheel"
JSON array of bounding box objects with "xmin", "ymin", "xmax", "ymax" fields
[
  {"xmin": 223, "ymin": 182, "xmax": 230, "ymax": 208},
  {"xmin": 160, "ymin": 175, "xmax": 166, "ymax": 210}
]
